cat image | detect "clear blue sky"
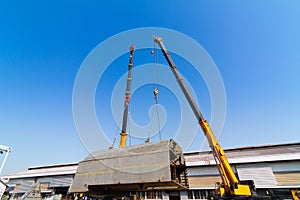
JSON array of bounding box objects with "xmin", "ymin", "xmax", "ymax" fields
[{"xmin": 0, "ymin": 1, "xmax": 299, "ymax": 175}]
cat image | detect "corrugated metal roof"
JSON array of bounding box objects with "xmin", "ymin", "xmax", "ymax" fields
[
  {"xmin": 4, "ymin": 164, "xmax": 78, "ymax": 179},
  {"xmin": 184, "ymin": 142, "xmax": 300, "ymax": 155},
  {"xmin": 185, "ymin": 143, "xmax": 300, "ymax": 166},
  {"xmin": 187, "ymin": 166, "xmax": 220, "ymax": 176},
  {"xmin": 274, "ymin": 172, "xmax": 300, "ymax": 186},
  {"xmin": 36, "ymin": 177, "xmax": 52, "ymax": 183},
  {"xmin": 186, "ymin": 152, "xmax": 300, "ymax": 166},
  {"xmin": 236, "ymin": 164, "xmax": 278, "ymax": 188},
  {"xmin": 7, "ymin": 176, "xmax": 74, "ymax": 193},
  {"xmin": 270, "ymin": 161, "xmax": 300, "ymax": 172},
  {"xmin": 188, "ymin": 176, "xmax": 220, "ymax": 188},
  {"xmin": 49, "ymin": 175, "xmax": 73, "ymax": 187},
  {"xmin": 17, "ymin": 179, "xmax": 34, "ymax": 193}
]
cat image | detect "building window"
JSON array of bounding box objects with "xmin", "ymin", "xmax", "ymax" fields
[
  {"xmin": 187, "ymin": 190, "xmax": 213, "ymax": 200},
  {"xmin": 187, "ymin": 191, "xmax": 193, "ymax": 199},
  {"xmin": 136, "ymin": 191, "xmax": 145, "ymax": 200},
  {"xmin": 146, "ymin": 191, "xmax": 162, "ymax": 199},
  {"xmin": 194, "ymin": 190, "xmax": 201, "ymax": 199},
  {"xmin": 156, "ymin": 191, "xmax": 162, "ymax": 199},
  {"xmin": 201, "ymin": 191, "xmax": 208, "ymax": 199},
  {"xmin": 147, "ymin": 191, "xmax": 156, "ymax": 199}
]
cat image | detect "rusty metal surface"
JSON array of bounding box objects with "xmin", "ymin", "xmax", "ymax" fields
[{"xmin": 70, "ymin": 139, "xmax": 188, "ymax": 193}]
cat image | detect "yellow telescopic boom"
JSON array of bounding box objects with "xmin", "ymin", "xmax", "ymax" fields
[
  {"xmin": 153, "ymin": 36, "xmax": 252, "ymax": 197},
  {"xmin": 120, "ymin": 45, "xmax": 135, "ymax": 148}
]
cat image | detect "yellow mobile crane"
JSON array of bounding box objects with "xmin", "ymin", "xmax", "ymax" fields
[
  {"xmin": 292, "ymin": 190, "xmax": 300, "ymax": 200},
  {"xmin": 119, "ymin": 45, "xmax": 135, "ymax": 148},
  {"xmin": 153, "ymin": 37, "xmax": 255, "ymax": 199}
]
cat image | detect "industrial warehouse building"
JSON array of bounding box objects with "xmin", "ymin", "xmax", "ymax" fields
[
  {"xmin": 185, "ymin": 142, "xmax": 300, "ymax": 199},
  {"xmin": 1, "ymin": 142, "xmax": 300, "ymax": 200}
]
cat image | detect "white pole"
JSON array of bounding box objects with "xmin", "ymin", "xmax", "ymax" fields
[{"xmin": 0, "ymin": 145, "xmax": 11, "ymax": 175}]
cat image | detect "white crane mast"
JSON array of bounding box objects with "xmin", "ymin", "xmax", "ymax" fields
[{"xmin": 0, "ymin": 145, "xmax": 11, "ymax": 175}]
